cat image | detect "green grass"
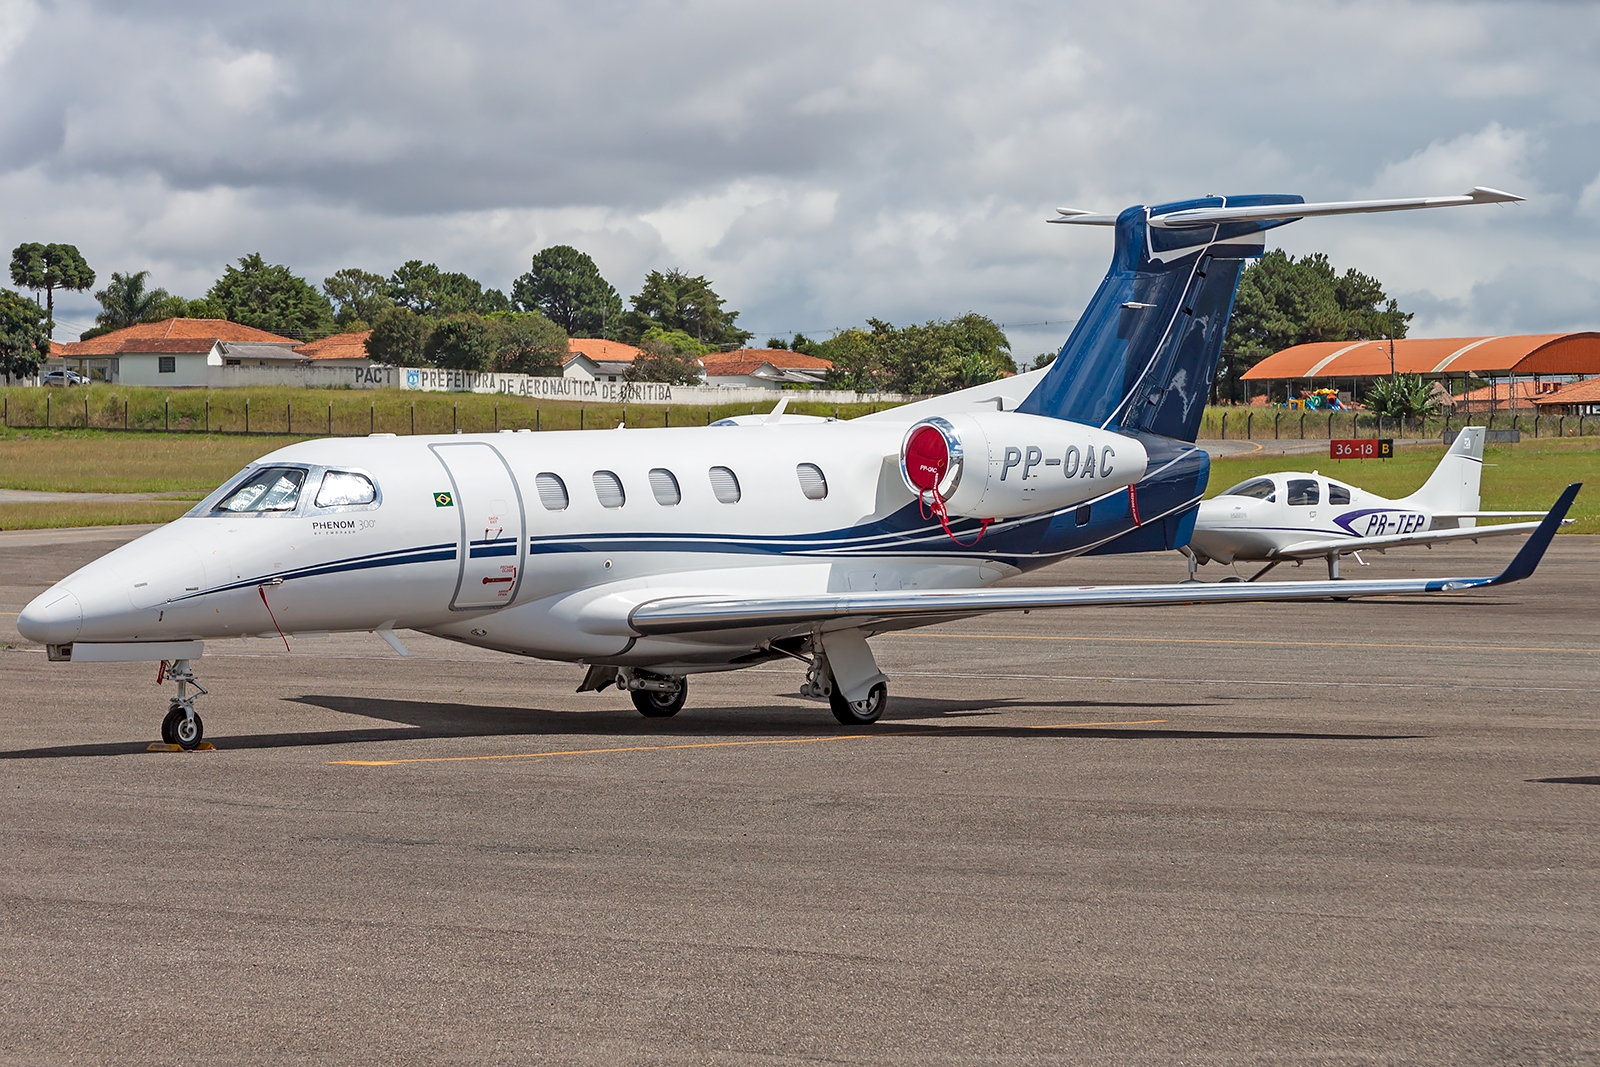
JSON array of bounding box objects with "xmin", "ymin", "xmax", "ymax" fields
[
  {"xmin": 0, "ymin": 433, "xmax": 303, "ymax": 492},
  {"xmin": 1209, "ymin": 437, "xmax": 1600, "ymax": 533},
  {"xmin": 0, "ymin": 499, "xmax": 195, "ymax": 531}
]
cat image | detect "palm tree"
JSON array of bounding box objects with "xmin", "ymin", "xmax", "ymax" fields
[{"xmin": 93, "ymin": 270, "xmax": 171, "ymax": 331}]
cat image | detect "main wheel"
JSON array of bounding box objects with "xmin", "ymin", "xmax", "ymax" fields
[
  {"xmin": 161, "ymin": 707, "xmax": 182, "ymax": 745},
  {"xmin": 172, "ymin": 710, "xmax": 204, "ymax": 750},
  {"xmin": 829, "ymin": 681, "xmax": 887, "ymax": 725},
  {"xmin": 632, "ymin": 680, "xmax": 687, "ymax": 718}
]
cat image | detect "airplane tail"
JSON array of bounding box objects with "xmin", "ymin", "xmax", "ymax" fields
[
  {"xmin": 1016, "ymin": 195, "xmax": 1304, "ymax": 441},
  {"xmin": 1402, "ymin": 426, "xmax": 1484, "ymax": 525}
]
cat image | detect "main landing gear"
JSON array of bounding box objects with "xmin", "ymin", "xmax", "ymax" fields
[
  {"xmin": 578, "ymin": 666, "xmax": 689, "ymax": 718},
  {"xmin": 157, "ymin": 658, "xmax": 208, "ymax": 750},
  {"xmin": 798, "ymin": 633, "xmax": 890, "ymax": 725}
]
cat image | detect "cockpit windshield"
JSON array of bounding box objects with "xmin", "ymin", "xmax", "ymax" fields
[
  {"xmin": 214, "ymin": 467, "xmax": 306, "ymax": 513},
  {"xmin": 1221, "ymin": 477, "xmax": 1277, "ymax": 501}
]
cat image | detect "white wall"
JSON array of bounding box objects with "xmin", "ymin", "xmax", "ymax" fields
[{"xmin": 117, "ymin": 353, "xmax": 213, "ymax": 387}]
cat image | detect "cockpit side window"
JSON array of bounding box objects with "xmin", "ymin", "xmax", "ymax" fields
[
  {"xmin": 1286, "ymin": 478, "xmax": 1320, "ymax": 506},
  {"xmin": 315, "ymin": 470, "xmax": 377, "ymax": 507},
  {"xmin": 214, "ymin": 467, "xmax": 306, "ymax": 513},
  {"xmin": 1327, "ymin": 482, "xmax": 1352, "ymax": 505},
  {"xmin": 1223, "ymin": 478, "xmax": 1277, "ymax": 502}
]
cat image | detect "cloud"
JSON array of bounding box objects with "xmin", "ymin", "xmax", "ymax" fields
[{"xmin": 4, "ymin": 0, "xmax": 1600, "ymax": 344}]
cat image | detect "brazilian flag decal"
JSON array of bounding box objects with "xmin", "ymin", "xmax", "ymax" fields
[{"xmin": 434, "ymin": 491, "xmax": 454, "ymax": 507}]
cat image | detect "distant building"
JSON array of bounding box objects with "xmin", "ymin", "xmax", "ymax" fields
[
  {"xmin": 295, "ymin": 330, "xmax": 374, "ymax": 367},
  {"xmin": 1455, "ymin": 380, "xmax": 1564, "ymax": 413},
  {"xmin": 1532, "ymin": 376, "xmax": 1600, "ymax": 417},
  {"xmin": 563, "ymin": 338, "xmax": 645, "ymax": 381},
  {"xmin": 699, "ymin": 348, "xmax": 833, "ymax": 389},
  {"xmin": 55, "ymin": 318, "xmax": 303, "ymax": 385}
]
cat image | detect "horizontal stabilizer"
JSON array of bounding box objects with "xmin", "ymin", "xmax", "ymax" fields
[{"xmin": 1050, "ymin": 187, "xmax": 1523, "ymax": 228}]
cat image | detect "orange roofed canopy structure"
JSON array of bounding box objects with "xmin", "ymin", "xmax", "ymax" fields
[
  {"xmin": 1240, "ymin": 333, "xmax": 1600, "ymax": 410},
  {"xmin": 1243, "ymin": 333, "xmax": 1600, "ymax": 380}
]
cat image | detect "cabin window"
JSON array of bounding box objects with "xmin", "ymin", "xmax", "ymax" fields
[
  {"xmin": 593, "ymin": 470, "xmax": 626, "ymax": 509},
  {"xmin": 158, "ymin": 356, "xmax": 176, "ymax": 374},
  {"xmin": 1286, "ymin": 478, "xmax": 1320, "ymax": 506},
  {"xmin": 1328, "ymin": 483, "xmax": 1351, "ymax": 505},
  {"xmin": 215, "ymin": 466, "xmax": 305, "ymax": 513},
  {"xmin": 1223, "ymin": 478, "xmax": 1276, "ymax": 502},
  {"xmin": 535, "ymin": 473, "xmax": 569, "ymax": 511},
  {"xmin": 314, "ymin": 470, "xmax": 376, "ymax": 507},
  {"xmin": 649, "ymin": 468, "xmax": 682, "ymax": 506},
  {"xmin": 709, "ymin": 466, "xmax": 741, "ymax": 504},
  {"xmin": 796, "ymin": 463, "xmax": 828, "ymax": 500}
]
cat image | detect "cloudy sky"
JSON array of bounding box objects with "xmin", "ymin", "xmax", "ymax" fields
[{"xmin": 2, "ymin": 0, "xmax": 1597, "ymax": 356}]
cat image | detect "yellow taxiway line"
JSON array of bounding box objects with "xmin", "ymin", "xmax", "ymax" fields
[{"xmin": 329, "ymin": 719, "xmax": 1169, "ymax": 767}]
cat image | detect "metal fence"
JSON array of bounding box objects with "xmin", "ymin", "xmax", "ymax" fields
[{"xmin": 1200, "ymin": 408, "xmax": 1595, "ymax": 441}]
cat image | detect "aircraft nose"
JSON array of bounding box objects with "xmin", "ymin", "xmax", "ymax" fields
[{"xmin": 18, "ymin": 588, "xmax": 83, "ymax": 644}]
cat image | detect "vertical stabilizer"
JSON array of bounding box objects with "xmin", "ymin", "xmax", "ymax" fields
[
  {"xmin": 1018, "ymin": 195, "xmax": 1303, "ymax": 441},
  {"xmin": 1403, "ymin": 427, "xmax": 1484, "ymax": 525}
]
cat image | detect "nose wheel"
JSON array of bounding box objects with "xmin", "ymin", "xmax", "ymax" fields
[{"xmin": 157, "ymin": 659, "xmax": 208, "ymax": 750}]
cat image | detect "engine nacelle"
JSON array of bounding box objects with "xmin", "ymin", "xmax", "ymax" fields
[{"xmin": 900, "ymin": 412, "xmax": 1149, "ymax": 520}]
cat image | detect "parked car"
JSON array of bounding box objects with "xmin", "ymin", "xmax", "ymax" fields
[{"xmin": 40, "ymin": 368, "xmax": 89, "ymax": 386}]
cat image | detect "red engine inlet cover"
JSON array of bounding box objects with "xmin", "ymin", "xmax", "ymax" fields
[{"xmin": 903, "ymin": 424, "xmax": 949, "ymax": 492}]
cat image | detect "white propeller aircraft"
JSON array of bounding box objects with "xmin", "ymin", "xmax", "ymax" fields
[
  {"xmin": 19, "ymin": 186, "xmax": 1578, "ymax": 749},
  {"xmin": 1186, "ymin": 426, "xmax": 1559, "ymax": 580}
]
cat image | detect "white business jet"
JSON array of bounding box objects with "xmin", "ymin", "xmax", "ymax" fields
[
  {"xmin": 20, "ymin": 186, "xmax": 1576, "ymax": 748},
  {"xmin": 1186, "ymin": 427, "xmax": 1559, "ymax": 580}
]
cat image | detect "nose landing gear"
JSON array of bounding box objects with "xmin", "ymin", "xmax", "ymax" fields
[{"xmin": 157, "ymin": 659, "xmax": 208, "ymax": 750}]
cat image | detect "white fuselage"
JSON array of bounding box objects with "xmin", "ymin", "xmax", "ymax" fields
[
  {"xmin": 20, "ymin": 408, "xmax": 1147, "ymax": 673},
  {"xmin": 1189, "ymin": 472, "xmax": 1446, "ymax": 564}
]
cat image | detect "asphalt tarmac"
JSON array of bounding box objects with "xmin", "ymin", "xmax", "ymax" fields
[{"xmin": 1, "ymin": 527, "xmax": 1597, "ymax": 1065}]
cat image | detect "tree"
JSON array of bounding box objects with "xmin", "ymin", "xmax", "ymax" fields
[
  {"xmin": 364, "ymin": 307, "xmax": 430, "ymax": 366},
  {"xmin": 424, "ymin": 313, "xmax": 493, "ymax": 371},
  {"xmin": 625, "ymin": 340, "xmax": 705, "ymax": 385},
  {"xmin": 1031, "ymin": 351, "xmax": 1057, "ymax": 371},
  {"xmin": 387, "ymin": 261, "xmax": 505, "ymax": 316},
  {"xmin": 0, "ymin": 288, "xmax": 51, "ymax": 383},
  {"xmin": 818, "ymin": 314, "xmax": 1014, "ymax": 394},
  {"xmin": 1219, "ymin": 250, "xmax": 1411, "ymax": 402},
  {"xmin": 765, "ymin": 336, "xmax": 789, "ymax": 350},
  {"xmin": 206, "ymin": 253, "xmax": 335, "ymax": 339},
  {"xmin": 639, "ymin": 325, "xmax": 709, "ymax": 357},
  {"xmin": 10, "ymin": 242, "xmax": 95, "ymax": 336},
  {"xmin": 512, "ymin": 245, "xmax": 624, "ymax": 338},
  {"xmin": 488, "ymin": 311, "xmax": 568, "ymax": 376},
  {"xmin": 92, "ymin": 269, "xmax": 170, "ymax": 331},
  {"xmin": 623, "ymin": 269, "xmax": 752, "ymax": 347},
  {"xmin": 323, "ymin": 268, "xmax": 392, "ymax": 328},
  {"xmin": 1365, "ymin": 373, "xmax": 1438, "ymax": 418}
]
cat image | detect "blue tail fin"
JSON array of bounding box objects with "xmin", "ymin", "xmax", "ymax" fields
[{"xmin": 1017, "ymin": 195, "xmax": 1304, "ymax": 441}]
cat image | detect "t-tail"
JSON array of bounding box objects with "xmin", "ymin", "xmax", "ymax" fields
[{"xmin": 1017, "ymin": 187, "xmax": 1524, "ymax": 444}]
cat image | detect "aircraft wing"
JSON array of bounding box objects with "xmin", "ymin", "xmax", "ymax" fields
[
  {"xmin": 627, "ymin": 485, "xmax": 1576, "ymax": 638},
  {"xmin": 1273, "ymin": 519, "xmax": 1564, "ymax": 560}
]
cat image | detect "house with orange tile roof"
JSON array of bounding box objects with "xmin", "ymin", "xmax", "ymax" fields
[
  {"xmin": 563, "ymin": 338, "xmax": 645, "ymax": 381},
  {"xmin": 1532, "ymin": 376, "xmax": 1600, "ymax": 416},
  {"xmin": 699, "ymin": 348, "xmax": 833, "ymax": 389},
  {"xmin": 295, "ymin": 330, "xmax": 374, "ymax": 367},
  {"xmin": 54, "ymin": 318, "xmax": 305, "ymax": 386},
  {"xmin": 1454, "ymin": 379, "xmax": 1565, "ymax": 413}
]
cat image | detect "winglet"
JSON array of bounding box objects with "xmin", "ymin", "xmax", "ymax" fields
[{"xmin": 1489, "ymin": 483, "xmax": 1580, "ymax": 586}]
